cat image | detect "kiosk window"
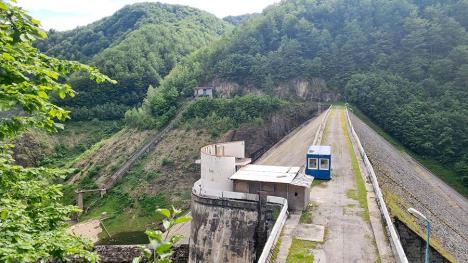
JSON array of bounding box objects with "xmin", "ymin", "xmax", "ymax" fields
[
  {"xmin": 308, "ymin": 158, "xmax": 318, "ymax": 169},
  {"xmin": 319, "ymin": 158, "xmax": 329, "ymax": 170}
]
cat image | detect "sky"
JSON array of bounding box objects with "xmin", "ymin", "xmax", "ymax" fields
[{"xmin": 17, "ymin": 0, "xmax": 281, "ymax": 31}]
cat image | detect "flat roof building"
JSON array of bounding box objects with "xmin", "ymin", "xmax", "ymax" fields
[{"xmin": 230, "ymin": 164, "xmax": 312, "ymax": 211}]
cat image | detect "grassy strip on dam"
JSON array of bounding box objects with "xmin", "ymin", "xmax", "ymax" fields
[{"xmin": 339, "ymin": 107, "xmax": 370, "ymax": 222}]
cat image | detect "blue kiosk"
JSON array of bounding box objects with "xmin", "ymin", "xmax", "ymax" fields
[{"xmin": 305, "ymin": 145, "xmax": 332, "ymax": 180}]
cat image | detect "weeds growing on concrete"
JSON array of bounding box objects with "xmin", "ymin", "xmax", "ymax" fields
[
  {"xmin": 286, "ymin": 238, "xmax": 317, "ymax": 263},
  {"xmin": 300, "ymin": 201, "xmax": 317, "ymax": 224},
  {"xmin": 340, "ymin": 108, "xmax": 370, "ymax": 222}
]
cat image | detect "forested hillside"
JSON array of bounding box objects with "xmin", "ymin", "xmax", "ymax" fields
[
  {"xmin": 36, "ymin": 2, "xmax": 231, "ymax": 120},
  {"xmin": 129, "ymin": 0, "xmax": 467, "ymax": 186}
]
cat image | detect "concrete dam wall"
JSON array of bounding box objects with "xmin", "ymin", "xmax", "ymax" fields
[{"xmin": 189, "ymin": 194, "xmax": 280, "ymax": 263}]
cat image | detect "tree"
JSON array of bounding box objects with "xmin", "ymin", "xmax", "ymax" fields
[{"xmin": 0, "ymin": 1, "xmax": 114, "ymax": 261}]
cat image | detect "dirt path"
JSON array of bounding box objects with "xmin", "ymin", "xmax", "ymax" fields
[
  {"xmin": 309, "ymin": 108, "xmax": 377, "ymax": 262},
  {"xmin": 350, "ymin": 112, "xmax": 468, "ymax": 262},
  {"xmin": 68, "ymin": 219, "xmax": 102, "ymax": 243}
]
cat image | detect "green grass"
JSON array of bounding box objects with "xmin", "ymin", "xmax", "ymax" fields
[
  {"xmin": 40, "ymin": 120, "xmax": 122, "ymax": 168},
  {"xmin": 349, "ymin": 105, "xmax": 467, "ymax": 197},
  {"xmin": 340, "ymin": 107, "xmax": 370, "ymax": 222},
  {"xmin": 77, "ymin": 156, "xmax": 187, "ymax": 235},
  {"xmin": 286, "ymin": 239, "xmax": 317, "ymax": 263}
]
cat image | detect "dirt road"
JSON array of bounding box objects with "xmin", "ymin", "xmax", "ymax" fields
[{"xmin": 351, "ymin": 112, "xmax": 468, "ymax": 262}]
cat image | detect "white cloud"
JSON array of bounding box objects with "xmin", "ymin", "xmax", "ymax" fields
[{"xmin": 16, "ymin": 0, "xmax": 280, "ymax": 31}]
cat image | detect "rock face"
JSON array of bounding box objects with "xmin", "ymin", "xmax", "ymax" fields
[
  {"xmin": 189, "ymin": 194, "xmax": 279, "ymax": 263},
  {"xmin": 227, "ymin": 103, "xmax": 319, "ymax": 161},
  {"xmin": 208, "ymin": 78, "xmax": 340, "ymax": 101},
  {"xmin": 92, "ymin": 244, "xmax": 189, "ymax": 263}
]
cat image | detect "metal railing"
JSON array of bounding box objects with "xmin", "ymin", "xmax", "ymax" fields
[{"xmin": 345, "ymin": 106, "xmax": 408, "ymax": 263}]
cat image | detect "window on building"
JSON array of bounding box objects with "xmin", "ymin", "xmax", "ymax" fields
[
  {"xmin": 319, "ymin": 158, "xmax": 329, "ymax": 170},
  {"xmin": 308, "ymin": 158, "xmax": 318, "ymax": 169}
]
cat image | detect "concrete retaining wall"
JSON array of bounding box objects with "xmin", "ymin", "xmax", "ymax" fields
[
  {"xmin": 189, "ymin": 194, "xmax": 282, "ymax": 263},
  {"xmin": 89, "ymin": 244, "xmax": 189, "ymax": 263}
]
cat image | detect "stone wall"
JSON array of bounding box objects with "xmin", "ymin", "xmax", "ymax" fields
[
  {"xmin": 395, "ymin": 220, "xmax": 449, "ymax": 263},
  {"xmin": 189, "ymin": 194, "xmax": 280, "ymax": 263},
  {"xmin": 92, "ymin": 244, "xmax": 189, "ymax": 263}
]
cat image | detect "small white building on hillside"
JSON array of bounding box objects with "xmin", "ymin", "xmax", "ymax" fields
[{"xmin": 193, "ymin": 86, "xmax": 213, "ymax": 98}]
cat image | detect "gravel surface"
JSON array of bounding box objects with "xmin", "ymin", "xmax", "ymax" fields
[{"xmin": 350, "ymin": 113, "xmax": 468, "ymax": 262}]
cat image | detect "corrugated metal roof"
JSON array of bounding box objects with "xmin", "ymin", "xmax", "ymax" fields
[
  {"xmin": 291, "ymin": 171, "xmax": 313, "ymax": 187},
  {"xmin": 229, "ymin": 165, "xmax": 300, "ymax": 184},
  {"xmin": 307, "ymin": 145, "xmax": 331, "ymax": 155}
]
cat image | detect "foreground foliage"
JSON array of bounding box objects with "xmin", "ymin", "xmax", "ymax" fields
[
  {"xmin": 133, "ymin": 207, "xmax": 191, "ymax": 263},
  {"xmin": 0, "ymin": 1, "xmax": 113, "ymax": 261}
]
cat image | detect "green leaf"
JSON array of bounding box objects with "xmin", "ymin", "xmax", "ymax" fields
[
  {"xmin": 131, "ymin": 257, "xmax": 141, "ymax": 263},
  {"xmin": 58, "ymin": 90, "xmax": 66, "ymax": 99},
  {"xmin": 37, "ymin": 90, "xmax": 48, "ymax": 98},
  {"xmin": 174, "ymin": 216, "xmax": 191, "ymax": 224},
  {"xmin": 31, "ymin": 18, "xmax": 40, "ymax": 25},
  {"xmin": 142, "ymin": 247, "xmax": 152, "ymax": 258},
  {"xmin": 157, "ymin": 208, "xmax": 171, "ymax": 218},
  {"xmin": 155, "ymin": 243, "xmax": 172, "ymax": 254},
  {"xmin": 0, "ymin": 209, "xmax": 7, "ymax": 219},
  {"xmin": 145, "ymin": 230, "xmax": 163, "ymax": 242},
  {"xmin": 162, "ymin": 220, "xmax": 171, "ymax": 231},
  {"xmin": 2, "ymin": 52, "xmax": 15, "ymax": 61},
  {"xmin": 0, "ymin": 2, "xmax": 7, "ymax": 10},
  {"xmin": 170, "ymin": 234, "xmax": 184, "ymax": 244}
]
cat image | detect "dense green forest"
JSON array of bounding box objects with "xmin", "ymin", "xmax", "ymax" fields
[
  {"xmin": 223, "ymin": 13, "xmax": 259, "ymax": 25},
  {"xmin": 36, "ymin": 2, "xmax": 231, "ymax": 120},
  {"xmin": 129, "ymin": 0, "xmax": 467, "ymax": 185}
]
